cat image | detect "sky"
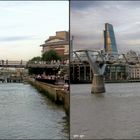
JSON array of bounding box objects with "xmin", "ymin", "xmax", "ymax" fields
[
  {"xmin": 71, "ymin": 1, "xmax": 140, "ymax": 54},
  {"xmin": 0, "ymin": 1, "xmax": 68, "ymax": 61}
]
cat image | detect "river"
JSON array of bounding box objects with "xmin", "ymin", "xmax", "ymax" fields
[
  {"xmin": 71, "ymin": 83, "xmax": 140, "ymax": 139},
  {"xmin": 0, "ymin": 83, "xmax": 69, "ymax": 139}
]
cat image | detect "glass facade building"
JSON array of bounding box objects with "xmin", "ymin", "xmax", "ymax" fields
[{"xmin": 104, "ymin": 23, "xmax": 118, "ymax": 56}]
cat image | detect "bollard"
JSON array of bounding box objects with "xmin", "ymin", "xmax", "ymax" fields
[{"xmin": 91, "ymin": 74, "xmax": 105, "ymax": 93}]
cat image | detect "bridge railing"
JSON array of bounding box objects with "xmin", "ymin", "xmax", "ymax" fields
[{"xmin": 0, "ymin": 60, "xmax": 27, "ymax": 65}]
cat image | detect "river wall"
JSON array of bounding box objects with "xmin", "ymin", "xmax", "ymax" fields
[{"xmin": 26, "ymin": 78, "xmax": 69, "ymax": 116}]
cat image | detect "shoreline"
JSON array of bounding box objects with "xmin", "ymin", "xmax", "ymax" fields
[{"xmin": 26, "ymin": 77, "xmax": 69, "ymax": 117}]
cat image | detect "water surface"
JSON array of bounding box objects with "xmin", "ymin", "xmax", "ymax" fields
[
  {"xmin": 71, "ymin": 83, "xmax": 140, "ymax": 139},
  {"xmin": 0, "ymin": 83, "xmax": 69, "ymax": 139}
]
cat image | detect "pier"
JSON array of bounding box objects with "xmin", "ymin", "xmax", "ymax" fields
[
  {"xmin": 0, "ymin": 64, "xmax": 28, "ymax": 83},
  {"xmin": 0, "ymin": 75, "xmax": 23, "ymax": 83}
]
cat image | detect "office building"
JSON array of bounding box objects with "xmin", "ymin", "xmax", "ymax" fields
[{"xmin": 104, "ymin": 23, "xmax": 118, "ymax": 56}]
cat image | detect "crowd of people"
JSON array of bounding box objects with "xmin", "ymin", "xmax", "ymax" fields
[
  {"xmin": 30, "ymin": 59, "xmax": 69, "ymax": 65},
  {"xmin": 36, "ymin": 73, "xmax": 68, "ymax": 82},
  {"xmin": 35, "ymin": 73, "xmax": 69, "ymax": 91}
]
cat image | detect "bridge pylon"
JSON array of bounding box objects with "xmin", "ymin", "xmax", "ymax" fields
[{"xmin": 92, "ymin": 74, "xmax": 105, "ymax": 93}]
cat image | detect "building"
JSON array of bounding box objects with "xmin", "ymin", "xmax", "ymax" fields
[
  {"xmin": 70, "ymin": 62, "xmax": 93, "ymax": 83},
  {"xmin": 104, "ymin": 64, "xmax": 128, "ymax": 81},
  {"xmin": 70, "ymin": 62, "xmax": 129, "ymax": 83},
  {"xmin": 125, "ymin": 50, "xmax": 139, "ymax": 64},
  {"xmin": 40, "ymin": 31, "xmax": 69, "ymax": 60},
  {"xmin": 104, "ymin": 23, "xmax": 118, "ymax": 57},
  {"xmin": 128, "ymin": 64, "xmax": 140, "ymax": 79}
]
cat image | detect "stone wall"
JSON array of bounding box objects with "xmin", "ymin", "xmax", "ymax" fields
[{"xmin": 27, "ymin": 78, "xmax": 69, "ymax": 116}]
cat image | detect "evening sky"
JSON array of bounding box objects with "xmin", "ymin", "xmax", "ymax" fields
[
  {"xmin": 71, "ymin": 1, "xmax": 140, "ymax": 54},
  {"xmin": 0, "ymin": 1, "xmax": 68, "ymax": 61}
]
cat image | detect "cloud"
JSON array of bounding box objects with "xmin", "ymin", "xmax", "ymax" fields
[
  {"xmin": 71, "ymin": 1, "xmax": 140, "ymax": 53},
  {"xmin": 0, "ymin": 36, "xmax": 38, "ymax": 42},
  {"xmin": 70, "ymin": 1, "xmax": 95, "ymax": 10},
  {"xmin": 71, "ymin": 1, "xmax": 140, "ymax": 10},
  {"xmin": 0, "ymin": 1, "xmax": 68, "ymax": 60}
]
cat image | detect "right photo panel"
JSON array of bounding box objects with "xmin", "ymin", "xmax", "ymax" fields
[{"xmin": 70, "ymin": 1, "xmax": 140, "ymax": 139}]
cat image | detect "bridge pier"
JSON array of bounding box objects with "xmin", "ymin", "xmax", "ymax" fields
[{"xmin": 91, "ymin": 74, "xmax": 105, "ymax": 93}]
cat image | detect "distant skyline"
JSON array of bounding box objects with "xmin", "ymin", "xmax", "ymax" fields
[
  {"xmin": 0, "ymin": 1, "xmax": 68, "ymax": 60},
  {"xmin": 71, "ymin": 1, "xmax": 140, "ymax": 54}
]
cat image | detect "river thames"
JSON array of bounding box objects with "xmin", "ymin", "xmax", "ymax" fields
[
  {"xmin": 0, "ymin": 83, "xmax": 69, "ymax": 139},
  {"xmin": 71, "ymin": 83, "xmax": 140, "ymax": 139}
]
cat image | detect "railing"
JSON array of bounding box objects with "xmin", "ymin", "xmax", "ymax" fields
[{"xmin": 0, "ymin": 60, "xmax": 27, "ymax": 68}]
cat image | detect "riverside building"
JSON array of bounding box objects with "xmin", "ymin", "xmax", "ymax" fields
[{"xmin": 40, "ymin": 31, "xmax": 69, "ymax": 60}]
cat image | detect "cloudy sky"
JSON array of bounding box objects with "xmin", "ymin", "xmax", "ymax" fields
[
  {"xmin": 0, "ymin": 1, "xmax": 68, "ymax": 61},
  {"xmin": 71, "ymin": 1, "xmax": 140, "ymax": 54}
]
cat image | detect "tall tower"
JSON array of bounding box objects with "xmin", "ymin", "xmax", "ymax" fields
[
  {"xmin": 70, "ymin": 35, "xmax": 74, "ymax": 61},
  {"xmin": 104, "ymin": 23, "xmax": 118, "ymax": 56}
]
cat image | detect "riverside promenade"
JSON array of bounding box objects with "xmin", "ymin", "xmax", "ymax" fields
[{"xmin": 26, "ymin": 77, "xmax": 69, "ymax": 116}]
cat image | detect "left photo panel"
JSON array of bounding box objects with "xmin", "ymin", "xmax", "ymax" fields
[{"xmin": 0, "ymin": 1, "xmax": 69, "ymax": 139}]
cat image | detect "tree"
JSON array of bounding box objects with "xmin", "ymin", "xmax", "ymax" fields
[
  {"xmin": 42, "ymin": 50, "xmax": 61, "ymax": 61},
  {"xmin": 30, "ymin": 56, "xmax": 41, "ymax": 61},
  {"xmin": 28, "ymin": 56, "xmax": 41, "ymax": 64},
  {"xmin": 27, "ymin": 56, "xmax": 42, "ymax": 75}
]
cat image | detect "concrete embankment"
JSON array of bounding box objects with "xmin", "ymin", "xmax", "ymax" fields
[{"xmin": 26, "ymin": 78, "xmax": 69, "ymax": 116}]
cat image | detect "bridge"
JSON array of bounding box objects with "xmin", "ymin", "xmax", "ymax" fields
[
  {"xmin": 0, "ymin": 60, "xmax": 27, "ymax": 68},
  {"xmin": 72, "ymin": 49, "xmax": 137, "ymax": 93},
  {"xmin": 73, "ymin": 49, "xmax": 106, "ymax": 93}
]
